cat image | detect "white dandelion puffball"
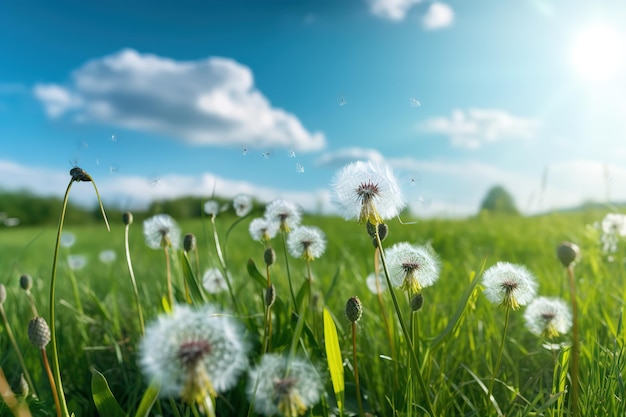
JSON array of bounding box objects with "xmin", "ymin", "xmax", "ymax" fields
[
  {"xmin": 139, "ymin": 304, "xmax": 249, "ymax": 399},
  {"xmin": 332, "ymin": 160, "xmax": 405, "ymax": 225},
  {"xmin": 143, "ymin": 214, "xmax": 181, "ymax": 250},
  {"xmin": 203, "ymin": 200, "xmax": 220, "ymax": 217},
  {"xmin": 601, "ymin": 213, "xmax": 626, "ymax": 236},
  {"xmin": 287, "ymin": 226, "xmax": 327, "ymax": 261},
  {"xmin": 524, "ymin": 297, "xmax": 572, "ymax": 338},
  {"xmin": 482, "ymin": 262, "xmax": 538, "ymax": 310},
  {"xmin": 233, "ymin": 194, "xmax": 253, "ymax": 217},
  {"xmin": 264, "ymin": 199, "xmax": 302, "ymax": 232},
  {"xmin": 202, "ymin": 268, "xmax": 228, "ymax": 294},
  {"xmin": 249, "ymin": 218, "xmax": 279, "ymax": 242},
  {"xmin": 60, "ymin": 232, "xmax": 76, "ymax": 248},
  {"xmin": 247, "ymin": 354, "xmax": 323, "ymax": 417},
  {"xmin": 385, "ymin": 242, "xmax": 441, "ymax": 293},
  {"xmin": 98, "ymin": 250, "xmax": 116, "ymax": 264},
  {"xmin": 366, "ymin": 272, "xmax": 388, "ymax": 294},
  {"xmin": 67, "ymin": 254, "xmax": 87, "ymax": 271}
]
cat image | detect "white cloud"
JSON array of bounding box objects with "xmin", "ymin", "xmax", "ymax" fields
[
  {"xmin": 315, "ymin": 147, "xmax": 386, "ymax": 167},
  {"xmin": 33, "ymin": 49, "xmax": 325, "ymax": 151},
  {"xmin": 418, "ymin": 108, "xmax": 540, "ymax": 148},
  {"xmin": 366, "ymin": 0, "xmax": 422, "ymax": 21},
  {"xmin": 422, "ymin": 2, "xmax": 454, "ymax": 30}
]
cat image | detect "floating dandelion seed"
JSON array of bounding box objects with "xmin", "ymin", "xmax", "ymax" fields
[
  {"xmin": 332, "ymin": 160, "xmax": 405, "ymax": 225},
  {"xmin": 385, "ymin": 242, "xmax": 441, "ymax": 293},
  {"xmin": 110, "ymin": 134, "xmax": 117, "ymax": 142},
  {"xmin": 109, "ymin": 164, "xmax": 119, "ymax": 174},
  {"xmin": 295, "ymin": 163, "xmax": 304, "ymax": 173},
  {"xmin": 524, "ymin": 297, "xmax": 572, "ymax": 339},
  {"xmin": 148, "ymin": 176, "xmax": 162, "ymax": 187},
  {"xmin": 262, "ymin": 152, "xmax": 271, "ymax": 159},
  {"xmin": 410, "ymin": 97, "xmax": 421, "ymax": 107},
  {"xmin": 139, "ymin": 304, "xmax": 249, "ymax": 411},
  {"xmin": 243, "ymin": 147, "xmax": 248, "ymax": 155},
  {"xmin": 482, "ymin": 262, "xmax": 538, "ymax": 310},
  {"xmin": 247, "ymin": 354, "xmax": 323, "ymax": 417},
  {"xmin": 289, "ymin": 150, "xmax": 296, "ymax": 158},
  {"xmin": 338, "ymin": 96, "xmax": 347, "ymax": 106}
]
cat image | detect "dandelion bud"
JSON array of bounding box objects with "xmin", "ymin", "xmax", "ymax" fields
[
  {"xmin": 366, "ymin": 221, "xmax": 376, "ymax": 238},
  {"xmin": 345, "ymin": 296, "xmax": 362, "ymax": 323},
  {"xmin": 183, "ymin": 233, "xmax": 196, "ymax": 252},
  {"xmin": 411, "ymin": 293, "xmax": 424, "ymax": 312},
  {"xmin": 366, "ymin": 222, "xmax": 388, "ymax": 240},
  {"xmin": 122, "ymin": 211, "xmax": 133, "ymax": 226},
  {"xmin": 264, "ymin": 248, "xmax": 276, "ymax": 267},
  {"xmin": 557, "ymin": 241, "xmax": 580, "ymax": 267},
  {"xmin": 19, "ymin": 373, "xmax": 29, "ymax": 397},
  {"xmin": 28, "ymin": 317, "xmax": 51, "ymax": 349},
  {"xmin": 0, "ymin": 284, "xmax": 6, "ymax": 305},
  {"xmin": 265, "ymin": 284, "xmax": 276, "ymax": 307},
  {"xmin": 19, "ymin": 274, "xmax": 33, "ymax": 291}
]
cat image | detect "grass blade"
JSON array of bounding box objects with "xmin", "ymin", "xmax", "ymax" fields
[
  {"xmin": 134, "ymin": 381, "xmax": 161, "ymax": 417},
  {"xmin": 323, "ymin": 307, "xmax": 345, "ymax": 415},
  {"xmin": 91, "ymin": 369, "xmax": 126, "ymax": 417}
]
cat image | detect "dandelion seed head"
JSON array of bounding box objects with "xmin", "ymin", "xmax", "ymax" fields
[
  {"xmin": 482, "ymin": 262, "xmax": 538, "ymax": 310},
  {"xmin": 139, "ymin": 304, "xmax": 249, "ymax": 400},
  {"xmin": 203, "ymin": 200, "xmax": 220, "ymax": 217},
  {"xmin": 365, "ymin": 272, "xmax": 388, "ymax": 294},
  {"xmin": 286, "ymin": 226, "xmax": 326, "ymax": 261},
  {"xmin": 249, "ymin": 217, "xmax": 279, "ymax": 242},
  {"xmin": 98, "ymin": 249, "xmax": 116, "ymax": 264},
  {"xmin": 386, "ymin": 242, "xmax": 441, "ymax": 293},
  {"xmin": 524, "ymin": 297, "xmax": 572, "ymax": 338},
  {"xmin": 143, "ymin": 214, "xmax": 181, "ymax": 250},
  {"xmin": 60, "ymin": 232, "xmax": 76, "ymax": 248},
  {"xmin": 233, "ymin": 194, "xmax": 253, "ymax": 217},
  {"xmin": 600, "ymin": 213, "xmax": 626, "ymax": 253},
  {"xmin": 265, "ymin": 199, "xmax": 302, "ymax": 233},
  {"xmin": 202, "ymin": 268, "xmax": 228, "ymax": 294},
  {"xmin": 247, "ymin": 354, "xmax": 323, "ymax": 417},
  {"xmin": 67, "ymin": 254, "xmax": 87, "ymax": 271},
  {"xmin": 332, "ymin": 161, "xmax": 405, "ymax": 225}
]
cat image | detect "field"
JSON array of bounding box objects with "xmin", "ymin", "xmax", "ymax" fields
[{"xmin": 0, "ymin": 195, "xmax": 625, "ymax": 416}]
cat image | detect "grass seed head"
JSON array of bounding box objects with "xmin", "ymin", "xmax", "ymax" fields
[
  {"xmin": 264, "ymin": 248, "xmax": 276, "ymax": 266},
  {"xmin": 183, "ymin": 233, "xmax": 197, "ymax": 253},
  {"xmin": 19, "ymin": 274, "xmax": 33, "ymax": 291},
  {"xmin": 346, "ymin": 296, "xmax": 363, "ymax": 322},
  {"xmin": 411, "ymin": 293, "xmax": 424, "ymax": 312},
  {"xmin": 28, "ymin": 317, "xmax": 51, "ymax": 349},
  {"xmin": 557, "ymin": 241, "xmax": 580, "ymax": 267},
  {"xmin": 265, "ymin": 284, "xmax": 276, "ymax": 307}
]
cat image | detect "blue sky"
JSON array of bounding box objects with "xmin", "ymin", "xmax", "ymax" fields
[{"xmin": 1, "ymin": 0, "xmax": 626, "ymax": 218}]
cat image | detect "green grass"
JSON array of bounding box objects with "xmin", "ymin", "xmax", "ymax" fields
[{"xmin": 0, "ymin": 207, "xmax": 625, "ymax": 416}]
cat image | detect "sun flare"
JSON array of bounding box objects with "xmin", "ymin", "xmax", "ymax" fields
[{"xmin": 570, "ymin": 23, "xmax": 626, "ymax": 83}]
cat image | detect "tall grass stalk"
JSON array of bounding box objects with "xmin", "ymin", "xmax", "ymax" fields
[
  {"xmin": 565, "ymin": 264, "xmax": 580, "ymax": 417},
  {"xmin": 209, "ymin": 215, "xmax": 239, "ymax": 312},
  {"xmin": 375, "ymin": 229, "xmax": 434, "ymax": 416},
  {"xmin": 123, "ymin": 213, "xmax": 145, "ymax": 335}
]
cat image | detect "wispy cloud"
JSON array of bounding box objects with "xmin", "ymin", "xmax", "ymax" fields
[
  {"xmin": 315, "ymin": 147, "xmax": 386, "ymax": 167},
  {"xmin": 418, "ymin": 108, "xmax": 540, "ymax": 148},
  {"xmin": 365, "ymin": 0, "xmax": 423, "ymax": 21},
  {"xmin": 33, "ymin": 49, "xmax": 325, "ymax": 152},
  {"xmin": 422, "ymin": 2, "xmax": 454, "ymax": 30}
]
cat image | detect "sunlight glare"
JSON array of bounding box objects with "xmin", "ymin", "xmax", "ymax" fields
[{"xmin": 570, "ymin": 23, "xmax": 626, "ymax": 83}]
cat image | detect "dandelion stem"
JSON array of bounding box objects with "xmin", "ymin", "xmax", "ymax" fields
[
  {"xmin": 566, "ymin": 264, "xmax": 580, "ymax": 417},
  {"xmin": 375, "ymin": 230, "xmax": 434, "ymax": 416},
  {"xmin": 488, "ymin": 305, "xmax": 510, "ymax": 402},
  {"xmin": 0, "ymin": 304, "xmax": 37, "ymax": 398},
  {"xmin": 163, "ymin": 245, "xmax": 174, "ymax": 308},
  {"xmin": 352, "ymin": 321, "xmax": 365, "ymax": 417},
  {"xmin": 281, "ymin": 230, "xmax": 298, "ymax": 312},
  {"xmin": 124, "ymin": 222, "xmax": 145, "ymax": 335},
  {"xmin": 49, "ymin": 179, "xmax": 74, "ymax": 417},
  {"xmin": 41, "ymin": 348, "xmax": 62, "ymax": 417}
]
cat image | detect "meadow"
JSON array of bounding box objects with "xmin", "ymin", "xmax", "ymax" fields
[{"xmin": 0, "ymin": 174, "xmax": 624, "ymax": 417}]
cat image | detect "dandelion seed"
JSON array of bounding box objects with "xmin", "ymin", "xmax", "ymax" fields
[
  {"xmin": 410, "ymin": 97, "xmax": 421, "ymax": 107},
  {"xmin": 332, "ymin": 160, "xmax": 405, "ymax": 225},
  {"xmin": 262, "ymin": 152, "xmax": 271, "ymax": 159},
  {"xmin": 385, "ymin": 242, "xmax": 441, "ymax": 293},
  {"xmin": 109, "ymin": 164, "xmax": 119, "ymax": 174},
  {"xmin": 98, "ymin": 250, "xmax": 116, "ymax": 264},
  {"xmin": 338, "ymin": 96, "xmax": 347, "ymax": 106},
  {"xmin": 524, "ymin": 297, "xmax": 572, "ymax": 339},
  {"xmin": 202, "ymin": 268, "xmax": 228, "ymax": 294},
  {"xmin": 233, "ymin": 194, "xmax": 253, "ymax": 217},
  {"xmin": 143, "ymin": 214, "xmax": 181, "ymax": 250},
  {"xmin": 203, "ymin": 200, "xmax": 220, "ymax": 217},
  {"xmin": 265, "ymin": 199, "xmax": 302, "ymax": 233},
  {"xmin": 60, "ymin": 232, "xmax": 76, "ymax": 248},
  {"xmin": 366, "ymin": 272, "xmax": 388, "ymax": 294},
  {"xmin": 139, "ymin": 304, "xmax": 249, "ymax": 410},
  {"xmin": 247, "ymin": 354, "xmax": 323, "ymax": 417},
  {"xmin": 67, "ymin": 254, "xmax": 87, "ymax": 271},
  {"xmin": 482, "ymin": 262, "xmax": 538, "ymax": 310},
  {"xmin": 110, "ymin": 134, "xmax": 117, "ymax": 142},
  {"xmin": 295, "ymin": 163, "xmax": 304, "ymax": 173},
  {"xmin": 243, "ymin": 147, "xmax": 248, "ymax": 155},
  {"xmin": 249, "ymin": 218, "xmax": 279, "ymax": 243},
  {"xmin": 289, "ymin": 150, "xmax": 296, "ymax": 158},
  {"xmin": 286, "ymin": 226, "xmax": 326, "ymax": 261}
]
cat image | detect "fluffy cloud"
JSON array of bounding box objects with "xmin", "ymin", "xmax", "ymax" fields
[
  {"xmin": 422, "ymin": 2, "xmax": 454, "ymax": 30},
  {"xmin": 418, "ymin": 108, "xmax": 540, "ymax": 148},
  {"xmin": 366, "ymin": 0, "xmax": 422, "ymax": 21},
  {"xmin": 315, "ymin": 147, "xmax": 386, "ymax": 167},
  {"xmin": 33, "ymin": 49, "xmax": 325, "ymax": 151}
]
